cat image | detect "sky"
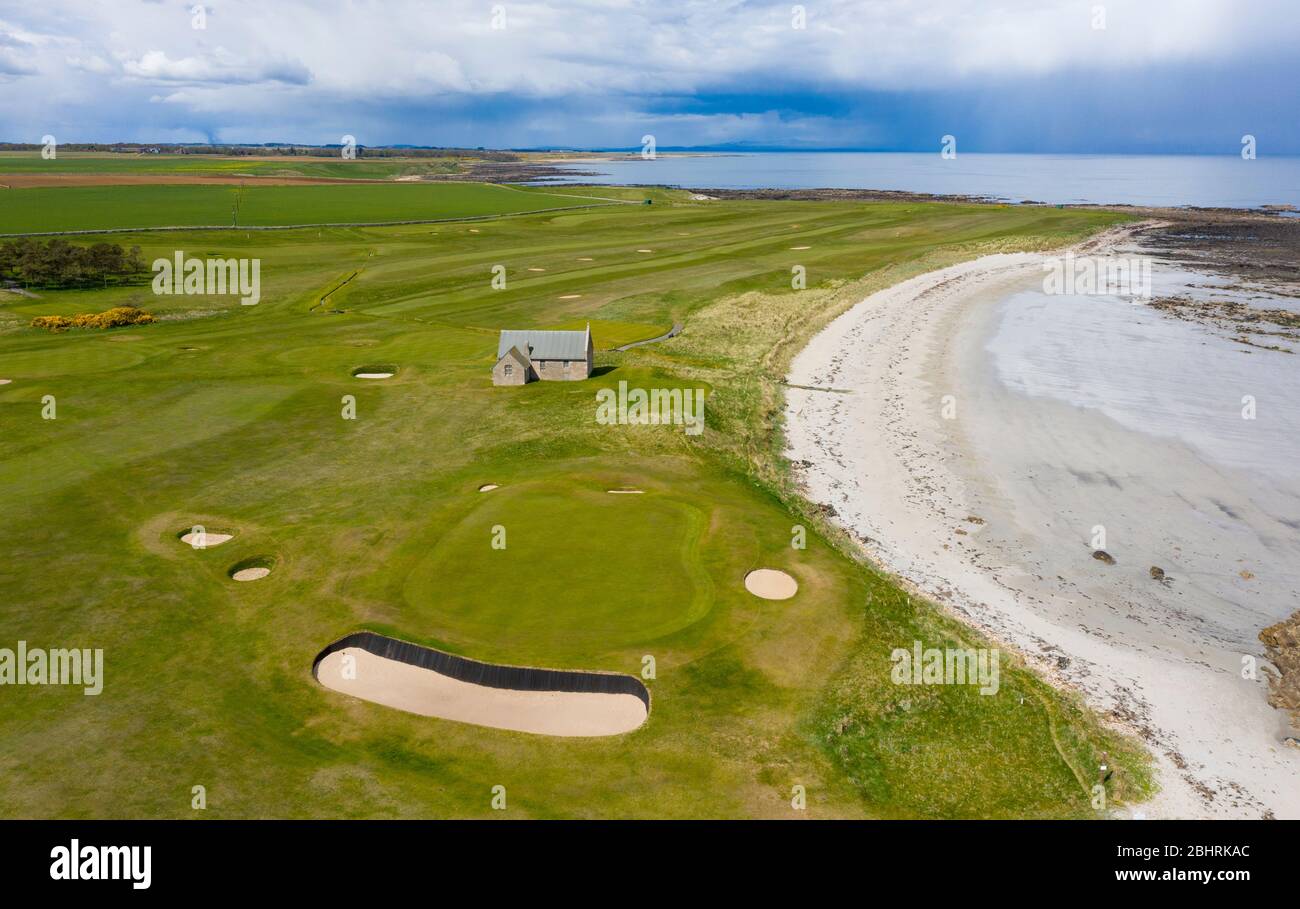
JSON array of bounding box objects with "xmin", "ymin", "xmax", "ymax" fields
[{"xmin": 1, "ymin": 0, "xmax": 1297, "ymax": 153}]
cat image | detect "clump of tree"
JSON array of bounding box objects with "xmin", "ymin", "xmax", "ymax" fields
[
  {"xmin": 31, "ymin": 307, "xmax": 155, "ymax": 332},
  {"xmin": 0, "ymin": 239, "xmax": 147, "ymax": 290}
]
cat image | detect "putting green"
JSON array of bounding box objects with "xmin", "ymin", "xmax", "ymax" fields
[{"xmin": 404, "ymin": 479, "xmax": 711, "ymax": 660}]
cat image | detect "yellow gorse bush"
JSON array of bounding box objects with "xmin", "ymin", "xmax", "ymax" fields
[{"xmin": 31, "ymin": 307, "xmax": 155, "ymax": 332}]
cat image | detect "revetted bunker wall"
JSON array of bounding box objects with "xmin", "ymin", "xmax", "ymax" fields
[{"xmin": 312, "ymin": 630, "xmax": 651, "ymax": 711}]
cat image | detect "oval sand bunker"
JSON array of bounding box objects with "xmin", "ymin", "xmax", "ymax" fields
[
  {"xmin": 181, "ymin": 530, "xmax": 233, "ymax": 548},
  {"xmin": 352, "ymin": 364, "xmax": 397, "ymax": 380},
  {"xmin": 478, "ymin": 483, "xmax": 499, "ymax": 492},
  {"xmin": 744, "ymin": 568, "xmax": 798, "ymax": 600},
  {"xmin": 228, "ymin": 556, "xmax": 274, "ymax": 582},
  {"xmin": 314, "ymin": 632, "xmax": 649, "ymax": 737}
]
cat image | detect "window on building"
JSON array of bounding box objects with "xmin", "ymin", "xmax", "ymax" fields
[{"xmin": 504, "ymin": 364, "xmax": 513, "ymax": 377}]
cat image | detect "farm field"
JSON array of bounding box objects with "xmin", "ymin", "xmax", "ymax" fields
[
  {"xmin": 0, "ymin": 182, "xmax": 613, "ymax": 234},
  {"xmin": 0, "ymin": 181, "xmax": 1153, "ymax": 818},
  {"xmin": 0, "ymin": 151, "xmax": 473, "ymax": 180}
]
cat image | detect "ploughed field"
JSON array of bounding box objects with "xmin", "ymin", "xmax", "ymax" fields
[{"xmin": 0, "ymin": 173, "xmax": 1153, "ymax": 818}]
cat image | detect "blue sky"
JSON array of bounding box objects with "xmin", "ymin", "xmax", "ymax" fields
[{"xmin": 1, "ymin": 0, "xmax": 1297, "ymax": 153}]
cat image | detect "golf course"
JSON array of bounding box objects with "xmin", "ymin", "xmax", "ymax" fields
[{"xmin": 0, "ymin": 156, "xmax": 1154, "ymax": 818}]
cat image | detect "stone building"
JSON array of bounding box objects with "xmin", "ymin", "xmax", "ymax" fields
[{"xmin": 492, "ymin": 325, "xmax": 593, "ymax": 385}]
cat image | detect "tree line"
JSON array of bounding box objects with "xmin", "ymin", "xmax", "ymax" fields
[{"xmin": 0, "ymin": 239, "xmax": 148, "ymax": 289}]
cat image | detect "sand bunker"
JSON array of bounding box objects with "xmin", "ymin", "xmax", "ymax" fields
[
  {"xmin": 744, "ymin": 568, "xmax": 798, "ymax": 600},
  {"xmin": 229, "ymin": 557, "xmax": 274, "ymax": 582},
  {"xmin": 478, "ymin": 483, "xmax": 499, "ymax": 492},
  {"xmin": 527, "ymin": 267, "xmax": 546, "ymax": 272},
  {"xmin": 637, "ymin": 249, "xmax": 654, "ymax": 253},
  {"xmin": 607, "ymin": 488, "xmax": 644, "ymax": 494},
  {"xmin": 313, "ymin": 632, "xmax": 649, "ymax": 737},
  {"xmin": 180, "ymin": 530, "xmax": 233, "ymax": 548},
  {"xmin": 0, "ymin": 379, "xmax": 11, "ymax": 385},
  {"xmin": 352, "ymin": 365, "xmax": 397, "ymax": 379},
  {"xmin": 558, "ymin": 294, "xmax": 582, "ymax": 300},
  {"xmin": 791, "ymin": 245, "xmax": 812, "ymax": 250},
  {"xmin": 577, "ymin": 257, "xmax": 594, "ymax": 261}
]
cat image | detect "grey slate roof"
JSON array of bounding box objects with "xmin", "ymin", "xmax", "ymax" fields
[{"xmin": 496, "ymin": 326, "xmax": 589, "ymax": 361}]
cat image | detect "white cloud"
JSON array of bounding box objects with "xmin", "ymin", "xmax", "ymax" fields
[
  {"xmin": 0, "ymin": 1, "xmax": 1295, "ymax": 145},
  {"xmin": 121, "ymin": 49, "xmax": 310, "ymax": 85}
]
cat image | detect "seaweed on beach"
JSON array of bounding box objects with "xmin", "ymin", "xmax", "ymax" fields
[{"xmin": 1260, "ymin": 611, "xmax": 1300, "ymax": 727}]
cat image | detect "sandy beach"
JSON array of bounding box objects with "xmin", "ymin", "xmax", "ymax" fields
[{"xmin": 786, "ymin": 226, "xmax": 1300, "ymax": 818}]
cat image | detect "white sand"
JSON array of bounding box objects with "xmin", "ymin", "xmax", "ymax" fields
[
  {"xmin": 607, "ymin": 489, "xmax": 643, "ymax": 494},
  {"xmin": 790, "ymin": 245, "xmax": 811, "ymax": 250},
  {"xmin": 478, "ymin": 483, "xmax": 499, "ymax": 492},
  {"xmin": 231, "ymin": 566, "xmax": 271, "ymax": 582},
  {"xmin": 527, "ymin": 267, "xmax": 546, "ymax": 272},
  {"xmin": 354, "ymin": 372, "xmax": 394, "ymax": 379},
  {"xmin": 0, "ymin": 379, "xmax": 11, "ymax": 385},
  {"xmin": 577, "ymin": 257, "xmax": 594, "ymax": 261},
  {"xmin": 317, "ymin": 648, "xmax": 648, "ymax": 737},
  {"xmin": 786, "ymin": 230, "xmax": 1300, "ymax": 819},
  {"xmin": 744, "ymin": 568, "xmax": 798, "ymax": 600},
  {"xmin": 637, "ymin": 249, "xmax": 654, "ymax": 253},
  {"xmin": 180, "ymin": 531, "xmax": 233, "ymax": 548}
]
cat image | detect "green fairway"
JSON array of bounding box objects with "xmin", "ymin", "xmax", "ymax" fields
[
  {"xmin": 0, "ymin": 182, "xmax": 614, "ymax": 233},
  {"xmin": 0, "ymin": 185, "xmax": 1154, "ymax": 819}
]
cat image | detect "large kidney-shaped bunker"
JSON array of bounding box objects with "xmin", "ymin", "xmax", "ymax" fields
[{"xmin": 313, "ymin": 632, "xmax": 649, "ymax": 737}]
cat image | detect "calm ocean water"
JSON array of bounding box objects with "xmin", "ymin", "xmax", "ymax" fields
[{"xmin": 549, "ymin": 152, "xmax": 1300, "ymax": 209}]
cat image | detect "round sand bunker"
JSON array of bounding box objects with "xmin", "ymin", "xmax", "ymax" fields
[
  {"xmin": 228, "ymin": 557, "xmax": 275, "ymax": 582},
  {"xmin": 744, "ymin": 568, "xmax": 798, "ymax": 600}
]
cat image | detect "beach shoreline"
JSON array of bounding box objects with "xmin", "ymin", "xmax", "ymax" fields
[{"xmin": 785, "ymin": 223, "xmax": 1300, "ymax": 819}]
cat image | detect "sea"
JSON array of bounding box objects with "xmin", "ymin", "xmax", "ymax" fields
[{"xmin": 549, "ymin": 151, "xmax": 1300, "ymax": 210}]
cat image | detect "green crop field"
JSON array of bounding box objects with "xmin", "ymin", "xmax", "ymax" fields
[
  {"xmin": 0, "ymin": 182, "xmax": 613, "ymax": 234},
  {"xmin": 0, "ymin": 182, "xmax": 1154, "ymax": 819},
  {"xmin": 0, "ymin": 151, "xmax": 470, "ymax": 180}
]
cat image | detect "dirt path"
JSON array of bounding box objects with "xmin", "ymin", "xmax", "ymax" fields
[{"xmin": 614, "ymin": 322, "xmax": 683, "ymax": 351}]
